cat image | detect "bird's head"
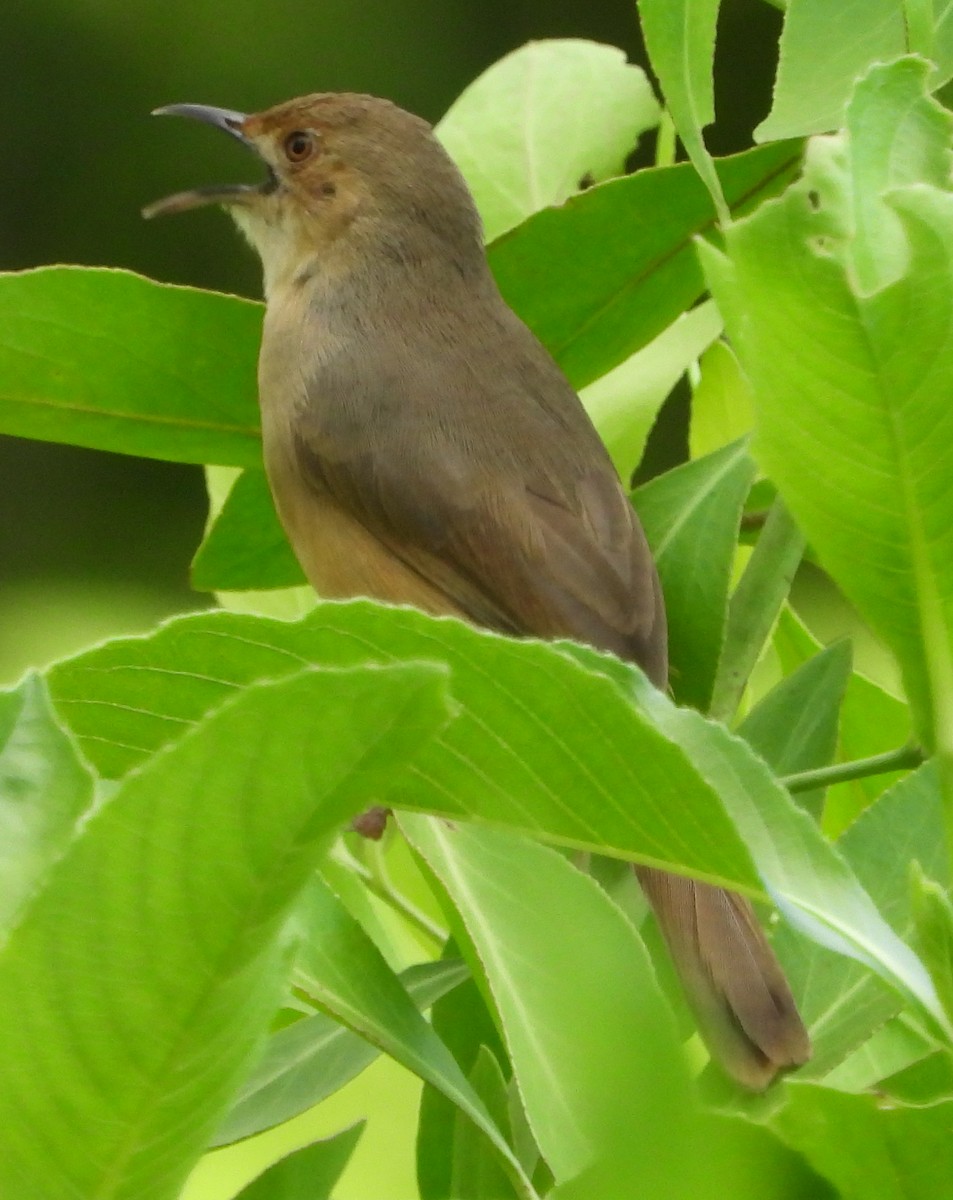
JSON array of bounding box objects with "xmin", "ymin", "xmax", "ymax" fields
[{"xmin": 144, "ymin": 93, "xmax": 484, "ymax": 295}]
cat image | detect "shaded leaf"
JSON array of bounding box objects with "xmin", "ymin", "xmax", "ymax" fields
[
  {"xmin": 214, "ymin": 956, "xmax": 467, "ymax": 1145},
  {"xmin": 489, "ymin": 140, "xmax": 802, "ymax": 390},
  {"xmin": 288, "ymin": 875, "xmax": 534, "ymax": 1196},
  {"xmin": 192, "ymin": 468, "xmax": 304, "ymax": 592},
  {"xmin": 450, "ymin": 1048, "xmax": 519, "ymax": 1200},
  {"xmin": 774, "ymin": 763, "xmax": 946, "ymax": 1079},
  {"xmin": 739, "ymin": 640, "xmax": 852, "ymax": 818},
  {"xmin": 635, "ymin": 439, "xmax": 757, "ymax": 710}
]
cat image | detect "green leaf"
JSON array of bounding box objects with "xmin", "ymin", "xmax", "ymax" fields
[
  {"xmin": 637, "ymin": 0, "xmax": 728, "ymax": 220},
  {"xmin": 234, "ymin": 1124, "xmax": 364, "ymax": 1200},
  {"xmin": 201, "ymin": 466, "xmax": 315, "ymax": 619},
  {"xmin": 879, "ymin": 1041, "xmax": 953, "ymax": 1104},
  {"xmin": 47, "ymin": 602, "xmax": 760, "ymax": 892},
  {"xmin": 488, "ymin": 140, "xmax": 802, "ymax": 390},
  {"xmin": 287, "ymin": 875, "xmax": 535, "ymax": 1197},
  {"xmin": 822, "ymin": 1015, "xmax": 937, "ymax": 1094},
  {"xmin": 757, "ymin": 2, "xmax": 953, "ymax": 141},
  {"xmin": 708, "ymin": 498, "xmax": 806, "ymax": 723},
  {"xmin": 911, "ymin": 862, "xmax": 953, "ymax": 1027},
  {"xmin": 774, "ymin": 763, "xmax": 946, "ymax": 1079},
  {"xmin": 0, "ymin": 663, "xmax": 450, "ymax": 1200},
  {"xmin": 402, "ymin": 817, "xmax": 691, "ymax": 1186},
  {"xmin": 773, "ymin": 607, "xmax": 912, "ymax": 834},
  {"xmin": 582, "ymin": 301, "xmax": 722, "ymax": 480},
  {"xmin": 0, "ymin": 674, "xmax": 94, "ymax": 933},
  {"xmin": 702, "ymin": 59, "xmax": 953, "ymax": 752},
  {"xmin": 49, "ymin": 599, "xmax": 941, "ymax": 1030},
  {"xmin": 436, "ymin": 39, "xmax": 659, "ymax": 241},
  {"xmin": 634, "ymin": 439, "xmax": 757, "ymax": 711},
  {"xmin": 688, "ymin": 340, "xmax": 755, "ymax": 459},
  {"xmin": 738, "ymin": 640, "xmax": 852, "ymax": 818},
  {"xmin": 213, "ymin": 957, "xmax": 467, "ymax": 1145},
  {"xmin": 0, "ymin": 267, "xmax": 262, "ymax": 466},
  {"xmin": 417, "ymin": 954, "xmax": 511, "ymax": 1200},
  {"xmin": 771, "ymin": 1086, "xmax": 953, "ymax": 1200},
  {"xmin": 192, "ymin": 469, "xmax": 304, "ymax": 592},
  {"xmin": 627, "ymin": 679, "xmax": 944, "ymax": 1031},
  {"xmin": 450, "ymin": 1048, "xmax": 519, "ymax": 1200}
]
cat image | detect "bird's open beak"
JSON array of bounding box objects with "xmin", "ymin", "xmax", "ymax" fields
[{"xmin": 143, "ymin": 103, "xmax": 275, "ymax": 219}]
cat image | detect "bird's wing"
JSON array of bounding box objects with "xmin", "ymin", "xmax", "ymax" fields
[{"xmin": 290, "ymin": 313, "xmax": 666, "ymax": 682}]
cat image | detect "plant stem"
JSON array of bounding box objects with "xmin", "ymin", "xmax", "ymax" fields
[
  {"xmin": 781, "ymin": 744, "xmax": 924, "ymax": 794},
  {"xmin": 337, "ymin": 845, "xmax": 448, "ymax": 948},
  {"xmin": 655, "ymin": 109, "xmax": 677, "ymax": 168}
]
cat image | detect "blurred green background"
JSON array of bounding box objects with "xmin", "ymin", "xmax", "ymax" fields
[{"xmin": 0, "ymin": 0, "xmax": 780, "ymax": 683}]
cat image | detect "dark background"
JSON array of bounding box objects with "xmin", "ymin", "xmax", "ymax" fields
[{"xmin": 0, "ymin": 0, "xmax": 780, "ymax": 680}]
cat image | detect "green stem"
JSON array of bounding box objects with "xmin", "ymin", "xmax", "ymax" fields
[
  {"xmin": 338, "ymin": 845, "xmax": 448, "ymax": 948},
  {"xmin": 781, "ymin": 744, "xmax": 924, "ymax": 795},
  {"xmin": 709, "ymin": 496, "xmax": 806, "ymax": 723},
  {"xmin": 655, "ymin": 109, "xmax": 677, "ymax": 169}
]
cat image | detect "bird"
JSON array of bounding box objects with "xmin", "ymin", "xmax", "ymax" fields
[{"xmin": 145, "ymin": 92, "xmax": 810, "ymax": 1088}]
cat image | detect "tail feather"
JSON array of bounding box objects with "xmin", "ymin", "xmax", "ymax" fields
[{"xmin": 636, "ymin": 866, "xmax": 810, "ymax": 1089}]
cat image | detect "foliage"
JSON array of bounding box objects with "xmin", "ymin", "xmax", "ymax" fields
[{"xmin": 1, "ymin": 9, "xmax": 953, "ymax": 1198}]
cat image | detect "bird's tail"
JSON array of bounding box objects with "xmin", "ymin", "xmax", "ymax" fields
[{"xmin": 636, "ymin": 866, "xmax": 811, "ymax": 1089}]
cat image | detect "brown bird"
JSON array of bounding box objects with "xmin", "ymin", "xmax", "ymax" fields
[{"xmin": 145, "ymin": 92, "xmax": 810, "ymax": 1088}]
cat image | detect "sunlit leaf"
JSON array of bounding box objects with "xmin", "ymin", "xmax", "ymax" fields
[
  {"xmin": 0, "ymin": 267, "xmax": 262, "ymax": 466},
  {"xmin": 0, "ymin": 664, "xmax": 449, "ymax": 1199},
  {"xmin": 437, "ymin": 39, "xmax": 659, "ymax": 241}
]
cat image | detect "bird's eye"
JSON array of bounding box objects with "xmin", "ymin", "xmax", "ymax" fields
[{"xmin": 283, "ymin": 131, "xmax": 314, "ymax": 163}]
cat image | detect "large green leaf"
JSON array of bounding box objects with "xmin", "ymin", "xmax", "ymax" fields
[
  {"xmin": 757, "ymin": 0, "xmax": 953, "ymax": 141},
  {"xmin": 488, "ymin": 140, "xmax": 802, "ymax": 390},
  {"xmin": 0, "ymin": 674, "xmax": 94, "ymax": 932},
  {"xmin": 48, "ymin": 600, "xmax": 941, "ymax": 1027},
  {"xmin": 0, "ymin": 664, "xmax": 449, "ymax": 1200},
  {"xmin": 436, "ymin": 39, "xmax": 659, "ymax": 241},
  {"xmin": 702, "ymin": 59, "xmax": 953, "ymax": 751},
  {"xmin": 634, "ymin": 439, "xmax": 757, "ymax": 711},
  {"xmin": 0, "ymin": 267, "xmax": 262, "ymax": 466},
  {"xmin": 47, "ymin": 602, "xmax": 759, "ymax": 891},
  {"xmin": 403, "ymin": 817, "xmax": 692, "ymax": 1186}
]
